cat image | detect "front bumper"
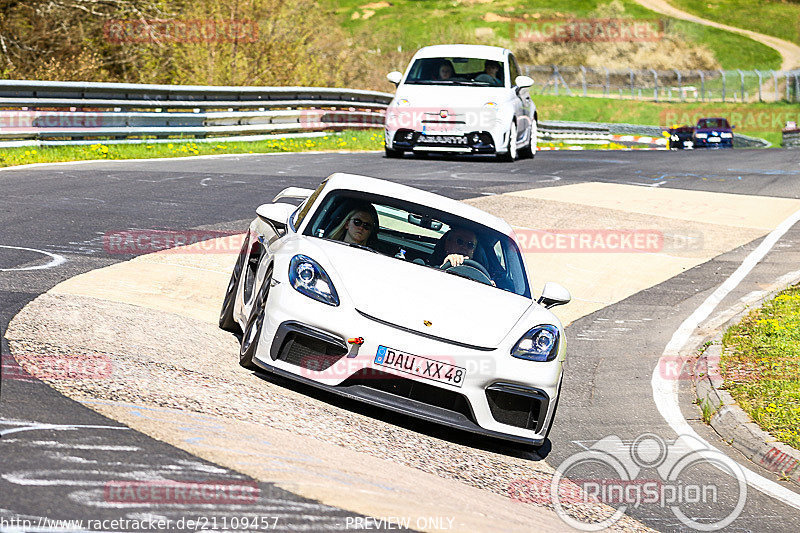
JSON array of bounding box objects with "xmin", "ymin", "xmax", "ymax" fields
[
  {"xmin": 693, "ymin": 135, "xmax": 733, "ymax": 148},
  {"xmin": 252, "ymin": 281, "xmax": 562, "ymax": 445},
  {"xmin": 386, "ymin": 128, "xmax": 506, "ymax": 154}
]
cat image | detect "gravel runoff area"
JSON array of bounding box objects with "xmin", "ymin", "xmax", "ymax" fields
[{"xmin": 6, "ymin": 291, "xmax": 654, "ymax": 533}]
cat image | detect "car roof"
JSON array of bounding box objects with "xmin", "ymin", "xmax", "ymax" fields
[
  {"xmin": 320, "ymin": 173, "xmax": 513, "ymax": 234},
  {"xmin": 411, "ymin": 44, "xmax": 509, "ymax": 61}
]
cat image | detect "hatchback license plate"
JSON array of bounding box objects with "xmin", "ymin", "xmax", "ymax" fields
[{"xmin": 374, "ymin": 345, "xmax": 466, "ymax": 387}]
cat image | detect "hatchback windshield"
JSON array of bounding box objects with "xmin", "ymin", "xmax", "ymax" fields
[
  {"xmin": 303, "ymin": 190, "xmax": 530, "ymax": 298},
  {"xmin": 697, "ymin": 118, "xmax": 730, "ymax": 129},
  {"xmin": 404, "ymin": 57, "xmax": 506, "ymax": 87}
]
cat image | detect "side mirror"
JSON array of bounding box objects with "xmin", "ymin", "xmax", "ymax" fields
[
  {"xmin": 387, "ymin": 71, "xmax": 403, "ymax": 86},
  {"xmin": 256, "ymin": 203, "xmax": 296, "ymax": 232},
  {"xmin": 514, "ymin": 75, "xmax": 534, "ymax": 88},
  {"xmin": 538, "ymin": 281, "xmax": 571, "ymax": 309},
  {"xmin": 731, "ymin": 125, "xmax": 736, "ymax": 129}
]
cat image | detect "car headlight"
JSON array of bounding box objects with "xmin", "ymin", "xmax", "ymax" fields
[
  {"xmin": 289, "ymin": 255, "xmax": 339, "ymax": 306},
  {"xmin": 511, "ymin": 325, "xmax": 560, "ymax": 362},
  {"xmin": 695, "ymin": 133, "xmax": 708, "ymax": 139},
  {"xmin": 721, "ymin": 132, "xmax": 732, "ymax": 138}
]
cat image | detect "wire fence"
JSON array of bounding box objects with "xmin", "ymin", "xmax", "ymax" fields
[{"xmin": 523, "ymin": 66, "xmax": 800, "ymax": 104}]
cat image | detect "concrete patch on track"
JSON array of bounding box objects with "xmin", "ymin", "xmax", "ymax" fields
[
  {"xmin": 465, "ymin": 182, "xmax": 800, "ymax": 325},
  {"xmin": 10, "ymin": 181, "xmax": 795, "ymax": 531},
  {"xmin": 6, "ymin": 294, "xmax": 646, "ymax": 532}
]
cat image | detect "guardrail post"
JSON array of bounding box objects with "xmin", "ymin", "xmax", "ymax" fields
[
  {"xmin": 580, "ymin": 66, "xmax": 587, "ymax": 97},
  {"xmin": 699, "ymin": 71, "xmax": 705, "ymax": 101},
  {"xmin": 737, "ymin": 69, "xmax": 745, "ymax": 101},
  {"xmin": 772, "ymin": 70, "xmax": 779, "ymax": 101},
  {"xmin": 720, "ymin": 70, "xmax": 726, "ymax": 102},
  {"xmin": 553, "ymin": 65, "xmax": 559, "ymax": 96},
  {"xmin": 795, "ymin": 74, "xmax": 800, "ymax": 102},
  {"xmin": 603, "ymin": 67, "xmax": 609, "ymax": 97},
  {"xmin": 756, "ymin": 71, "xmax": 763, "ymax": 102},
  {"xmin": 650, "ymin": 69, "xmax": 658, "ymax": 102},
  {"xmin": 786, "ymin": 72, "xmax": 791, "ymax": 102},
  {"xmin": 628, "ymin": 69, "xmax": 635, "ymax": 99},
  {"xmin": 673, "ymin": 69, "xmax": 683, "ymax": 101}
]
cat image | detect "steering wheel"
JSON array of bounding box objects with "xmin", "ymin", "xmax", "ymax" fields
[{"xmin": 440, "ymin": 259, "xmax": 493, "ymax": 286}]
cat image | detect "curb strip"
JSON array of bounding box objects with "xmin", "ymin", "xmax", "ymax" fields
[{"xmin": 695, "ymin": 286, "xmax": 800, "ymax": 488}]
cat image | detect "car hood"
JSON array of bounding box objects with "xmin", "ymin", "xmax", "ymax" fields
[{"xmin": 316, "ymin": 240, "xmax": 532, "ymax": 348}]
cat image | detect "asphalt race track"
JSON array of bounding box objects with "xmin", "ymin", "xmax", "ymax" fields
[{"xmin": 1, "ymin": 148, "xmax": 800, "ymax": 531}]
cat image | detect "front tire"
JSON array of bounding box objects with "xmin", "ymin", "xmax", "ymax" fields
[
  {"xmin": 385, "ymin": 146, "xmax": 404, "ymax": 158},
  {"xmin": 219, "ymin": 236, "xmax": 249, "ymax": 333},
  {"xmin": 498, "ymin": 121, "xmax": 518, "ymax": 162},
  {"xmin": 519, "ymin": 120, "xmax": 537, "ymax": 159},
  {"xmin": 239, "ymin": 266, "xmax": 272, "ymax": 370}
]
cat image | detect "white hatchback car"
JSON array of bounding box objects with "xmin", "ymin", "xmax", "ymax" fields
[
  {"xmin": 384, "ymin": 44, "xmax": 537, "ymax": 161},
  {"xmin": 220, "ymin": 173, "xmax": 571, "ymax": 447}
]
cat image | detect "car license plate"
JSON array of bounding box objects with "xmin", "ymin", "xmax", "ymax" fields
[
  {"xmin": 423, "ymin": 123, "xmax": 462, "ymax": 135},
  {"xmin": 374, "ymin": 345, "xmax": 466, "ymax": 387},
  {"xmin": 708, "ymin": 137, "xmax": 720, "ymax": 142}
]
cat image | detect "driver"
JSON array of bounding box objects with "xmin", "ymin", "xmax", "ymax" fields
[{"xmin": 440, "ymin": 227, "xmax": 477, "ymax": 267}]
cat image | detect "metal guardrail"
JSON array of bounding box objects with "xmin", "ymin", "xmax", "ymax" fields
[
  {"xmin": 0, "ymin": 80, "xmax": 771, "ymax": 149},
  {"xmin": 0, "ymin": 80, "xmax": 393, "ymax": 147}
]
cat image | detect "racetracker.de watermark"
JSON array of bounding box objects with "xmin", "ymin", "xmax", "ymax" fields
[
  {"xmin": 2, "ymin": 353, "xmax": 112, "ymax": 381},
  {"xmin": 514, "ymin": 229, "xmax": 703, "ymax": 253},
  {"xmin": 103, "ymin": 230, "xmax": 248, "ymax": 255},
  {"xmin": 509, "ymin": 433, "xmax": 747, "ymax": 531},
  {"xmin": 661, "ymin": 109, "xmax": 800, "ymax": 130},
  {"xmin": 104, "ymin": 481, "xmax": 259, "ymax": 504},
  {"xmin": 511, "ymin": 18, "xmax": 665, "ymax": 43},
  {"xmin": 103, "ymin": 19, "xmax": 259, "ymax": 44},
  {"xmin": 0, "ymin": 110, "xmax": 104, "ymax": 132}
]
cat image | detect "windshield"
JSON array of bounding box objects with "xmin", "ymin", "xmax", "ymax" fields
[
  {"xmin": 404, "ymin": 57, "xmax": 506, "ymax": 87},
  {"xmin": 697, "ymin": 118, "xmax": 730, "ymax": 129},
  {"xmin": 303, "ymin": 190, "xmax": 530, "ymax": 298}
]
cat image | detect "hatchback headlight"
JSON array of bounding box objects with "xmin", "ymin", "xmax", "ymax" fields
[
  {"xmin": 511, "ymin": 325, "xmax": 560, "ymax": 362},
  {"xmin": 289, "ymin": 255, "xmax": 339, "ymax": 306},
  {"xmin": 720, "ymin": 132, "xmax": 732, "ymax": 138}
]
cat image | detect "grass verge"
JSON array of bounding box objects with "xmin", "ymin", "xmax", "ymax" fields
[
  {"xmin": 323, "ymin": 0, "xmax": 780, "ymax": 73},
  {"xmin": 0, "ymin": 131, "xmax": 385, "ymax": 169},
  {"xmin": 669, "ymin": 0, "xmax": 800, "ymax": 48},
  {"xmin": 535, "ymin": 94, "xmax": 798, "ymax": 146},
  {"xmin": 721, "ymin": 284, "xmax": 800, "ymax": 450}
]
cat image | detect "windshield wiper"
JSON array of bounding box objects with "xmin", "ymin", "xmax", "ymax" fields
[{"xmin": 348, "ymin": 242, "xmax": 379, "ymax": 253}]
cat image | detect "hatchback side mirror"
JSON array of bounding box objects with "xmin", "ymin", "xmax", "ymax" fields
[
  {"xmin": 256, "ymin": 203, "xmax": 296, "ymax": 232},
  {"xmin": 514, "ymin": 75, "xmax": 534, "ymax": 88},
  {"xmin": 387, "ymin": 71, "xmax": 403, "ymax": 85},
  {"xmin": 538, "ymin": 281, "xmax": 571, "ymax": 309}
]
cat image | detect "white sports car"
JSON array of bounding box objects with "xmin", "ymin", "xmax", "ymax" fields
[
  {"xmin": 384, "ymin": 44, "xmax": 537, "ymax": 161},
  {"xmin": 219, "ymin": 173, "xmax": 570, "ymax": 446}
]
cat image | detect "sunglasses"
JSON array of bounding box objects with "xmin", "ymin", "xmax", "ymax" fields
[
  {"xmin": 350, "ymin": 218, "xmax": 373, "ymax": 231},
  {"xmin": 454, "ymin": 237, "xmax": 475, "ymax": 250}
]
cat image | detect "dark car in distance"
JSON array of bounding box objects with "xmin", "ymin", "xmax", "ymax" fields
[{"xmin": 692, "ymin": 117, "xmax": 734, "ymax": 148}]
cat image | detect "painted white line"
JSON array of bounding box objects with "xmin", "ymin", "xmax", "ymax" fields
[
  {"xmin": 652, "ymin": 206, "xmax": 800, "ymax": 509},
  {"xmin": 0, "ymin": 245, "xmax": 66, "ymax": 272},
  {"xmin": 0, "ymin": 423, "xmax": 129, "ymax": 437}
]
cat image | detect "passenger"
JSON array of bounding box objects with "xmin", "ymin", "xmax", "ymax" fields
[
  {"xmin": 437, "ymin": 62, "xmax": 455, "ymax": 80},
  {"xmin": 328, "ymin": 205, "xmax": 378, "ymax": 246},
  {"xmin": 475, "ymin": 60, "xmax": 502, "ymax": 84}
]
